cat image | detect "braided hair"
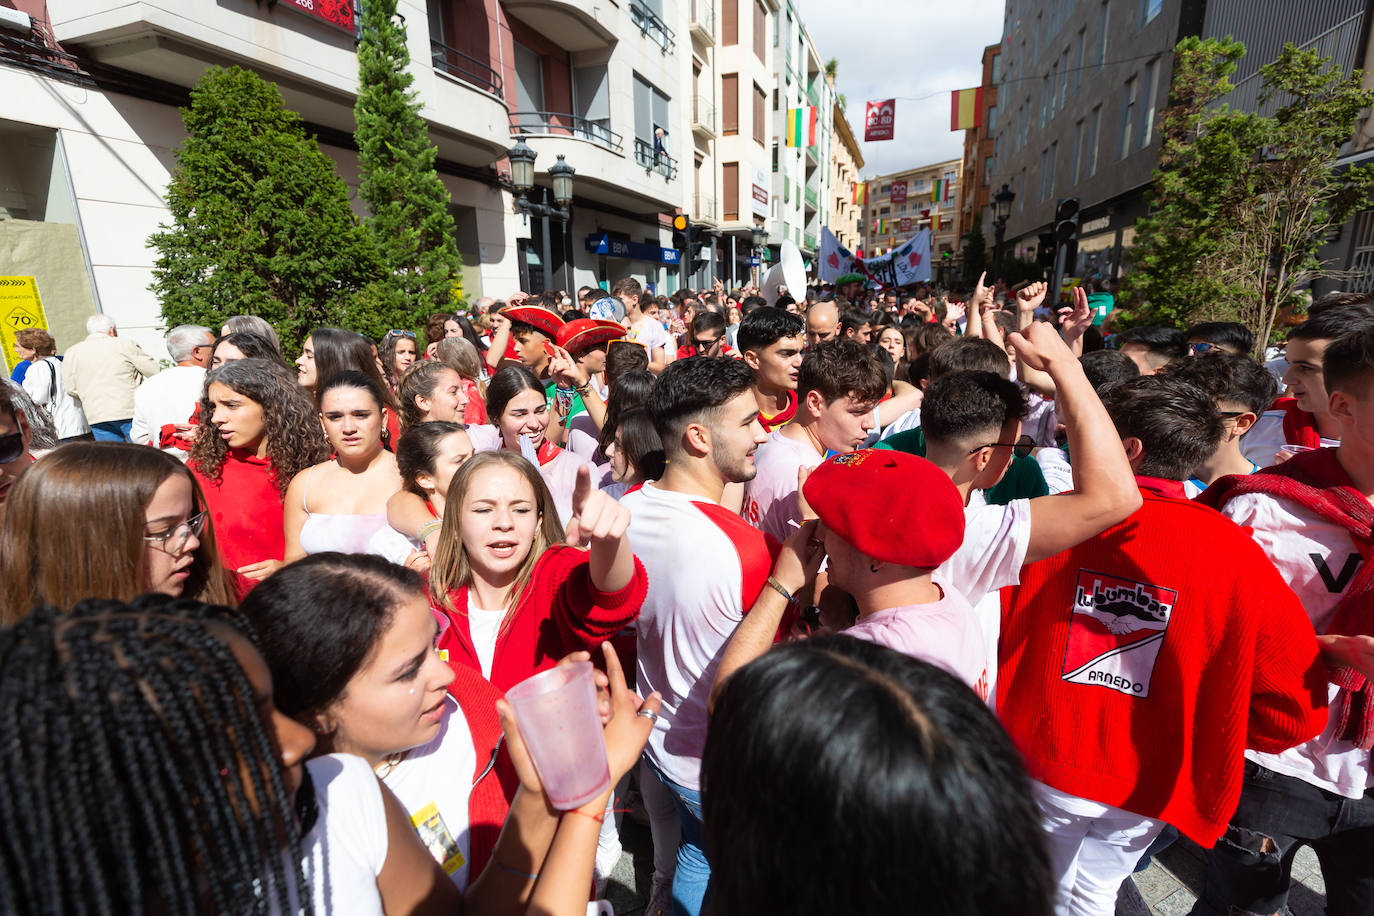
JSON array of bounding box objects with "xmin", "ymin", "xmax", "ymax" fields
[{"xmin": 0, "ymin": 596, "xmax": 315, "ymax": 915}]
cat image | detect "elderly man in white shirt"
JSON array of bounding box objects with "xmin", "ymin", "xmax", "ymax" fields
[{"xmin": 131, "ymin": 324, "xmax": 215, "ymax": 456}]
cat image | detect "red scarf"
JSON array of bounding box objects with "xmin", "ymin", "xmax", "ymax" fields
[
  {"xmin": 1198, "ymin": 447, "xmax": 1374, "ymax": 748},
  {"xmin": 535, "ymin": 438, "xmax": 561, "ymax": 466},
  {"xmin": 1276, "ymin": 397, "xmax": 1323, "ymax": 449},
  {"xmin": 759, "ymin": 390, "xmax": 799, "ymax": 432}
]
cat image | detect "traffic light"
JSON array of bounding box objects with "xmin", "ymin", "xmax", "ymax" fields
[
  {"xmin": 688, "ymin": 223, "xmax": 709, "ymax": 275},
  {"xmin": 671, "ymin": 213, "xmax": 689, "ymax": 250},
  {"xmin": 1054, "ymin": 198, "xmax": 1080, "ymax": 243},
  {"xmin": 1036, "ymin": 232, "xmax": 1056, "ymax": 269}
]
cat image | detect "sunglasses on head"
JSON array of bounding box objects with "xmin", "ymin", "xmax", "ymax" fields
[
  {"xmin": 0, "ymin": 431, "xmax": 26, "ymax": 464},
  {"xmin": 384, "ymin": 329, "xmax": 416, "ymax": 340},
  {"xmin": 966, "ymin": 433, "xmax": 1036, "ymax": 459}
]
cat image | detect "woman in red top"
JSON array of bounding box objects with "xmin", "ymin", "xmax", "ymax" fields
[
  {"xmin": 429, "ymin": 449, "xmax": 646, "ymax": 692},
  {"xmin": 188, "ymin": 358, "xmax": 329, "ymax": 596}
]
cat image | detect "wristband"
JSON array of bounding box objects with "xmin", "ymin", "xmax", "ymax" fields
[
  {"xmin": 417, "ymin": 521, "xmax": 443, "ymax": 542},
  {"xmin": 765, "ymin": 576, "xmax": 796, "ymax": 605}
]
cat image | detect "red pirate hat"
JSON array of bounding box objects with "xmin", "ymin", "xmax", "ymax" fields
[
  {"xmin": 503, "ymin": 305, "xmax": 566, "ymax": 338},
  {"xmin": 557, "ymin": 318, "xmax": 625, "ymax": 354}
]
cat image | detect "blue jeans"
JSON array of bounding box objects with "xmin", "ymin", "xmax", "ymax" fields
[
  {"xmin": 91, "ymin": 419, "xmax": 132, "ymax": 442},
  {"xmin": 647, "ymin": 759, "xmax": 711, "ymax": 916}
]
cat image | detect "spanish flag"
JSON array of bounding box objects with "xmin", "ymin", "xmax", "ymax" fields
[
  {"xmin": 852, "ymin": 181, "xmax": 867, "ymax": 205},
  {"xmin": 786, "ymin": 107, "xmax": 817, "ymax": 147},
  {"xmin": 949, "ymin": 87, "xmax": 984, "ymax": 131}
]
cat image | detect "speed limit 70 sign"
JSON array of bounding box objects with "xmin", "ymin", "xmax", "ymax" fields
[{"xmin": 0, "ymin": 277, "xmax": 50, "ymax": 374}]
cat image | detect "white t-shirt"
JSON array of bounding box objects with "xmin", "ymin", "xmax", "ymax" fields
[
  {"xmin": 382, "ymin": 697, "xmax": 478, "ymax": 889},
  {"xmin": 291, "ymin": 753, "xmax": 388, "ymax": 915},
  {"xmin": 936, "ymin": 498, "xmax": 1032, "ymax": 706},
  {"xmin": 623, "ymin": 483, "xmax": 776, "ymax": 790},
  {"xmin": 1036, "ymin": 447, "xmax": 1074, "ymax": 495},
  {"xmin": 844, "ymin": 575, "xmax": 989, "ymax": 700},
  {"xmin": 1241, "ymin": 411, "xmax": 1338, "ymax": 467},
  {"xmin": 130, "ymin": 365, "xmax": 205, "ymax": 453},
  {"xmin": 625, "ymin": 317, "xmax": 672, "ymax": 362},
  {"xmin": 1222, "ymin": 492, "xmax": 1372, "ymax": 799},
  {"xmin": 741, "ymin": 429, "xmax": 823, "ymax": 542},
  {"xmin": 565, "ymin": 411, "xmax": 603, "ymax": 464},
  {"xmin": 467, "ymin": 607, "xmax": 505, "ymax": 679},
  {"xmin": 1023, "ymin": 392, "xmax": 1059, "ymax": 447},
  {"xmin": 878, "ymin": 406, "xmax": 921, "ymax": 441}
]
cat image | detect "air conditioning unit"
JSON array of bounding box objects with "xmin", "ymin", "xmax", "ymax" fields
[{"xmin": 0, "ymin": 7, "xmax": 33, "ymax": 32}]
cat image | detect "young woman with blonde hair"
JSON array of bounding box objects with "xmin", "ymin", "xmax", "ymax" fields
[{"xmin": 435, "ymin": 336, "xmax": 489, "ymax": 424}]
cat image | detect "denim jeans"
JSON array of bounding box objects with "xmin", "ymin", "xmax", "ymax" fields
[
  {"xmin": 1190, "ymin": 759, "xmax": 1374, "ymax": 916},
  {"xmin": 646, "ymin": 759, "xmax": 710, "ymax": 916},
  {"xmin": 90, "ymin": 419, "xmax": 132, "ymax": 442}
]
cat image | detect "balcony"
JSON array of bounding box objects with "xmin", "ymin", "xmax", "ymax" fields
[
  {"xmin": 634, "ymin": 138, "xmax": 679, "ymax": 180},
  {"xmin": 804, "ymin": 184, "xmax": 818, "ymax": 211},
  {"xmin": 806, "ymin": 82, "xmax": 819, "ymax": 109},
  {"xmin": 693, "ymin": 193, "xmax": 719, "ymax": 224},
  {"xmin": 430, "ymin": 40, "xmax": 503, "ymax": 101},
  {"xmin": 630, "ymin": 0, "xmax": 676, "ymax": 54},
  {"xmin": 691, "ymin": 96, "xmax": 717, "ymax": 138},
  {"xmin": 509, "ymin": 111, "xmax": 623, "ymax": 153},
  {"xmin": 689, "ymin": 0, "xmax": 716, "ymax": 44},
  {"xmin": 503, "ymin": 0, "xmax": 617, "ymax": 52},
  {"xmin": 804, "ymin": 233, "xmax": 818, "ymax": 251}
]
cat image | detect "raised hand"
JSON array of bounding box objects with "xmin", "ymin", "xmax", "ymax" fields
[
  {"xmin": 564, "ymin": 464, "xmax": 630, "ymax": 548},
  {"xmin": 1009, "ymin": 317, "xmax": 1076, "ymax": 373},
  {"xmin": 973, "ymin": 270, "xmax": 991, "ymax": 310},
  {"xmin": 1057, "ymin": 284, "xmax": 1094, "ymax": 342},
  {"xmin": 1016, "ymin": 280, "xmax": 1049, "ymax": 314},
  {"xmin": 547, "ymin": 344, "xmax": 587, "ymax": 389}
]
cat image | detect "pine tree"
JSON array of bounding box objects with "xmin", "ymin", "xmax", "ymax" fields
[
  {"xmin": 354, "ymin": 0, "xmax": 465, "ymax": 336},
  {"xmin": 150, "ymin": 66, "xmax": 383, "ymax": 351}
]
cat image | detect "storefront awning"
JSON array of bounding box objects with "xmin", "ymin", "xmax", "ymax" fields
[{"xmin": 585, "ymin": 233, "xmax": 680, "ymax": 264}]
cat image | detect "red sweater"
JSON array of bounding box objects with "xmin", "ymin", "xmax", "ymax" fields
[
  {"xmin": 997, "ymin": 481, "xmax": 1329, "ymax": 845},
  {"xmin": 190, "ymin": 449, "xmax": 284, "ymax": 599},
  {"xmin": 433, "ymin": 544, "xmax": 648, "ymax": 692}
]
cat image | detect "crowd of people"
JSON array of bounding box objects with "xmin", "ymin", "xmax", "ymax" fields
[{"xmin": 1, "ymin": 272, "xmax": 1373, "ymax": 916}]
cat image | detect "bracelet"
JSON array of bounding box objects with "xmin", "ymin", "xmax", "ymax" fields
[
  {"xmin": 417, "ymin": 521, "xmax": 443, "ymax": 542},
  {"xmin": 493, "ymin": 861, "xmax": 540, "ymax": 881},
  {"xmin": 567, "ymin": 808, "xmax": 604, "ymax": 824},
  {"xmin": 574, "ymin": 380, "xmax": 591, "ymax": 393},
  {"xmin": 765, "ymin": 576, "xmax": 796, "ymax": 605}
]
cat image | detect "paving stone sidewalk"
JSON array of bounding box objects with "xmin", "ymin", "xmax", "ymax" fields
[{"xmin": 1118, "ymin": 837, "xmax": 1326, "ymax": 916}]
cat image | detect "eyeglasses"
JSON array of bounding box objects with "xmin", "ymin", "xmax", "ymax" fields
[
  {"xmin": 0, "ymin": 431, "xmax": 25, "ymax": 465},
  {"xmin": 693, "ymin": 335, "xmax": 723, "ymax": 350},
  {"xmin": 1190, "ymin": 341, "xmax": 1218, "ymax": 354},
  {"xmin": 967, "ymin": 433, "xmax": 1035, "ymax": 459},
  {"xmin": 143, "ymin": 511, "xmax": 208, "ymax": 554},
  {"xmin": 383, "ymin": 329, "xmax": 416, "ymax": 340}
]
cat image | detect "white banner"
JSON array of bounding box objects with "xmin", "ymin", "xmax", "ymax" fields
[
  {"xmin": 892, "ymin": 229, "xmax": 932, "ymax": 286},
  {"xmin": 819, "ymin": 227, "xmax": 857, "ymax": 283}
]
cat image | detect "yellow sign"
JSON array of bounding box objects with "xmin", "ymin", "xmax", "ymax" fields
[
  {"xmin": 0, "ymin": 277, "xmax": 49, "ymax": 374},
  {"xmin": 1058, "ymin": 276, "xmax": 1082, "ymax": 306}
]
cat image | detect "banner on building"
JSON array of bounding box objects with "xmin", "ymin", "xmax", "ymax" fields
[
  {"xmin": 932, "ymin": 178, "xmax": 944, "ymax": 202},
  {"xmin": 900, "ymin": 217, "xmax": 911, "ymax": 233},
  {"xmin": 820, "ymin": 227, "xmax": 930, "ymax": 289},
  {"xmin": 752, "ymin": 166, "xmax": 770, "ymax": 218},
  {"xmin": 950, "ymin": 87, "xmax": 984, "ymax": 131},
  {"xmin": 0, "ymin": 276, "xmax": 50, "ymax": 374},
  {"xmin": 889, "ymin": 181, "xmax": 907, "ymax": 204},
  {"xmin": 786, "ymin": 107, "xmax": 817, "ymax": 147},
  {"xmin": 278, "ymin": 0, "xmax": 356, "ymax": 34},
  {"xmin": 864, "ymin": 99, "xmax": 896, "ymax": 142},
  {"xmin": 852, "ymin": 181, "xmax": 867, "ymax": 205}
]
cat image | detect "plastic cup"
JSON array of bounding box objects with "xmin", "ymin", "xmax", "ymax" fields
[
  {"xmin": 504, "ymin": 661, "xmax": 610, "ymax": 810},
  {"xmin": 1278, "ymin": 444, "xmax": 1314, "ymax": 455}
]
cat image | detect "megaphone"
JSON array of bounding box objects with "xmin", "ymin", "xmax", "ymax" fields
[{"xmin": 763, "ymin": 240, "xmax": 806, "ymax": 307}]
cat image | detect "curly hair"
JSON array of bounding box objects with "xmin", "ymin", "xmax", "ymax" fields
[{"xmin": 189, "ymin": 358, "xmax": 331, "ymax": 497}]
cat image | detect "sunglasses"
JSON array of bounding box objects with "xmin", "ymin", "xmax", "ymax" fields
[
  {"xmin": 383, "ymin": 329, "xmax": 416, "ymax": 340},
  {"xmin": 0, "ymin": 431, "xmax": 24, "ymax": 464},
  {"xmin": 966, "ymin": 433, "xmax": 1035, "ymax": 459},
  {"xmin": 693, "ymin": 335, "xmax": 724, "ymax": 349}
]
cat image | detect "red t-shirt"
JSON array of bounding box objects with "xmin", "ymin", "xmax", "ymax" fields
[{"xmin": 190, "ymin": 449, "xmax": 285, "ymax": 598}]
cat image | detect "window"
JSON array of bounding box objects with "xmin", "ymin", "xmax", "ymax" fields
[
  {"xmin": 723, "ymin": 0, "xmax": 738, "ymax": 45},
  {"xmin": 772, "ymin": 141, "xmax": 779, "ymax": 172},
  {"xmin": 753, "ymin": 83, "xmax": 766, "ymax": 145},
  {"xmin": 1141, "ymin": 0, "xmax": 1162, "ymax": 25},
  {"xmin": 722, "ymin": 73, "xmax": 739, "ymax": 134},
  {"xmin": 1048, "ymin": 63, "xmax": 1058, "ymax": 118},
  {"xmin": 1118, "ymin": 75, "xmax": 1137, "ymax": 159},
  {"xmin": 1074, "ymin": 27, "xmax": 1086, "ymax": 93},
  {"xmin": 1058, "ymin": 48, "xmax": 1069, "ymax": 110},
  {"xmin": 1085, "ymin": 104, "xmax": 1101, "ymax": 176},
  {"xmin": 723, "ymin": 162, "xmax": 740, "ymax": 220},
  {"xmin": 514, "ymin": 42, "xmax": 544, "ymax": 111},
  {"xmin": 1033, "ymin": 11, "xmax": 1042, "ymax": 66},
  {"xmin": 1070, "ymin": 118, "xmax": 1084, "ymax": 183},
  {"xmin": 1139, "ymin": 57, "xmax": 1159, "ymax": 149},
  {"xmin": 992, "ymin": 52, "xmax": 1003, "ymax": 85},
  {"xmin": 1096, "ymin": 1, "xmax": 1108, "ymax": 68},
  {"xmin": 984, "ymin": 156, "xmax": 993, "ymax": 186},
  {"xmin": 1039, "ymin": 75, "xmax": 1050, "ymax": 128},
  {"xmin": 772, "ymin": 86, "xmax": 779, "ymax": 110},
  {"xmin": 772, "ymin": 3, "xmax": 779, "ymax": 45},
  {"xmin": 754, "ymin": 1, "xmax": 766, "ymax": 61},
  {"xmin": 987, "ymin": 103, "xmax": 997, "ymax": 133}
]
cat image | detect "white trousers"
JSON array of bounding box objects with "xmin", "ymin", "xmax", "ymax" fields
[{"xmin": 1034, "ymin": 780, "xmax": 1165, "ymax": 916}]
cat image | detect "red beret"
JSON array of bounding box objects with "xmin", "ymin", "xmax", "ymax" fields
[
  {"xmin": 802, "ymin": 449, "xmax": 964, "ymax": 569},
  {"xmin": 503, "ymin": 305, "xmax": 565, "ymax": 338},
  {"xmin": 557, "ymin": 318, "xmax": 624, "ymax": 354}
]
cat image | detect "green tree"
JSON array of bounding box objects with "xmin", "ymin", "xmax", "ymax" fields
[
  {"xmin": 150, "ymin": 66, "xmax": 382, "ymax": 351},
  {"xmin": 354, "ymin": 0, "xmax": 465, "ymax": 336},
  {"xmin": 1123, "ymin": 38, "xmax": 1374, "ymax": 352},
  {"xmin": 961, "ymin": 214, "xmax": 989, "ymax": 285}
]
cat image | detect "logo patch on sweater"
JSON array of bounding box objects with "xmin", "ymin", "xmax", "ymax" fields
[{"xmin": 1061, "ymin": 569, "xmax": 1175, "ymax": 697}]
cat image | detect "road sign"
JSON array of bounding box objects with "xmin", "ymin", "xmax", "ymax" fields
[{"xmin": 0, "ymin": 276, "xmax": 49, "ymax": 374}]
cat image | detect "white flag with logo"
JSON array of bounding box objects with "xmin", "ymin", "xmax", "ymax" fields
[
  {"xmin": 892, "ymin": 230, "xmax": 932, "ymax": 286},
  {"xmin": 819, "ymin": 227, "xmax": 857, "ymax": 284}
]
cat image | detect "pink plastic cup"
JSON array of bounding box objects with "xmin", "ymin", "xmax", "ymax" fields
[{"xmin": 504, "ymin": 661, "xmax": 611, "ymax": 810}]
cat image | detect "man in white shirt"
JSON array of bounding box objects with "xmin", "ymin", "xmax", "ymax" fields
[
  {"xmin": 131, "ymin": 324, "xmax": 214, "ymax": 456},
  {"xmin": 742, "ymin": 338, "xmax": 886, "ymax": 542},
  {"xmin": 614, "ymin": 277, "xmax": 673, "ymax": 373},
  {"xmin": 622, "ymin": 356, "xmax": 772, "ymax": 916}
]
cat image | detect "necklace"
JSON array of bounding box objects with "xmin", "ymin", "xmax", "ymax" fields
[{"xmin": 374, "ymin": 750, "xmax": 408, "ymax": 779}]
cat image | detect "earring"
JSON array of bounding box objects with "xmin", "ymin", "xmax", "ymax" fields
[{"xmin": 869, "ymin": 562, "xmax": 881, "ymax": 573}]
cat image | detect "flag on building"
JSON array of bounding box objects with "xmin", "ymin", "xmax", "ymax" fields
[
  {"xmin": 864, "ymin": 99, "xmax": 896, "ymax": 142},
  {"xmin": 943, "ymin": 179, "xmax": 954, "ymax": 202},
  {"xmin": 950, "ymin": 87, "xmax": 984, "ymax": 131},
  {"xmin": 786, "ymin": 107, "xmax": 817, "ymax": 147},
  {"xmin": 852, "ymin": 181, "xmax": 867, "ymax": 205},
  {"xmin": 900, "ymin": 217, "xmax": 911, "ymax": 233},
  {"xmin": 890, "ymin": 181, "xmax": 907, "ymax": 204},
  {"xmin": 932, "ymin": 178, "xmax": 943, "ymax": 201}
]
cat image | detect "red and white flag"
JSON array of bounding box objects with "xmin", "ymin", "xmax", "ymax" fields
[{"xmin": 864, "ymin": 99, "xmax": 895, "ymax": 142}]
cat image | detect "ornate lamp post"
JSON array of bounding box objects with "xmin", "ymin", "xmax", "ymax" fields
[
  {"xmin": 992, "ymin": 182, "xmax": 1015, "ymax": 278},
  {"xmin": 507, "ymin": 137, "xmax": 576, "ymax": 292}
]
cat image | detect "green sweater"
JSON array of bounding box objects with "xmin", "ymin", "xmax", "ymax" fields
[{"xmin": 874, "ymin": 426, "xmax": 1049, "ymax": 506}]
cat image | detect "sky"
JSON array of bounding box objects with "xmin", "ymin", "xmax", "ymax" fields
[{"xmin": 792, "ymin": 0, "xmax": 1006, "ymax": 179}]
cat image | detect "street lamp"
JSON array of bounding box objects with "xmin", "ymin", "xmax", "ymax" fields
[
  {"xmin": 751, "ymin": 222, "xmax": 768, "ymax": 286},
  {"xmin": 506, "ymin": 138, "xmax": 575, "ymax": 293},
  {"xmin": 992, "ymin": 183, "xmax": 1015, "ymax": 278}
]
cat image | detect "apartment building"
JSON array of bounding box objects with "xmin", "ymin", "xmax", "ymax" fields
[
  {"xmin": 829, "ymin": 95, "xmax": 864, "ymax": 254},
  {"xmin": 769, "ymin": 5, "xmax": 832, "ymax": 267},
  {"xmin": 0, "ymin": 0, "xmax": 687, "ymax": 358},
  {"xmin": 861, "ymin": 159, "xmax": 963, "ymax": 281},
  {"xmin": 959, "ymin": 43, "xmax": 1001, "ymax": 249}
]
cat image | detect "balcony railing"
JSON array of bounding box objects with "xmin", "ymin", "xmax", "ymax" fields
[
  {"xmin": 805, "ymin": 81, "xmax": 819, "ymax": 108},
  {"xmin": 691, "ymin": 95, "xmax": 716, "ymax": 135},
  {"xmin": 804, "ymin": 233, "xmax": 818, "ymax": 250},
  {"xmin": 630, "ymin": 0, "xmax": 676, "ymax": 53},
  {"xmin": 689, "ymin": 0, "xmax": 715, "ymax": 41},
  {"xmin": 804, "ymin": 184, "xmax": 818, "ymax": 209},
  {"xmin": 430, "ymin": 40, "xmax": 504, "ymax": 100},
  {"xmin": 692, "ymin": 192, "xmax": 718, "ymax": 222},
  {"xmin": 508, "ymin": 112, "xmax": 623, "ymax": 153},
  {"xmin": 634, "ymin": 138, "xmax": 678, "ymax": 179}
]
